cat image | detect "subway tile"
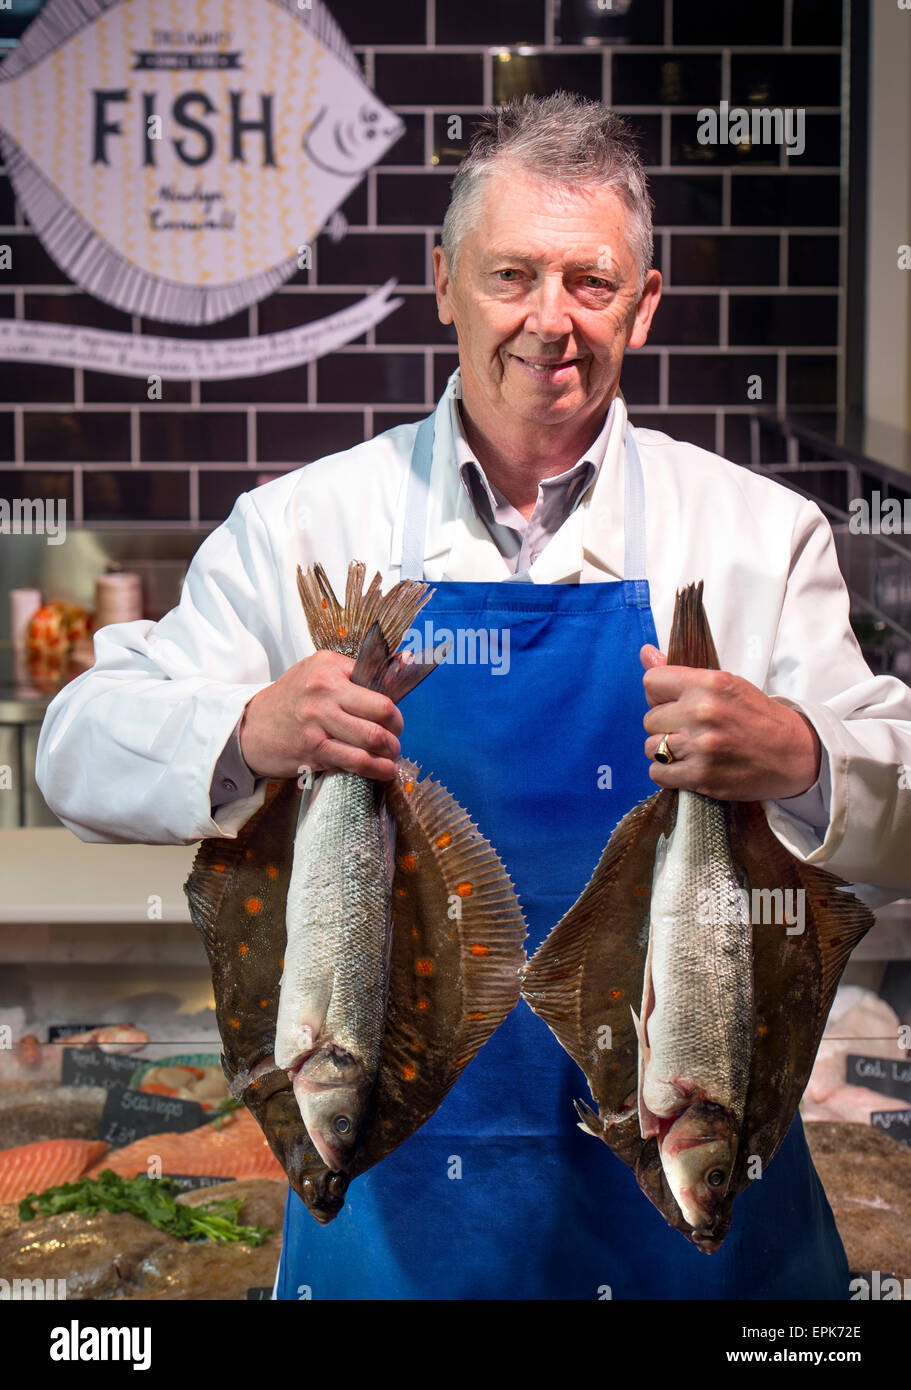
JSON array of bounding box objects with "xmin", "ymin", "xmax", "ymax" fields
[
  {"xmin": 788, "ymin": 234, "xmax": 840, "ymax": 287},
  {"xmin": 0, "ymin": 175, "xmax": 18, "ymax": 224},
  {"xmin": 491, "ymin": 53, "xmax": 603, "ymax": 105},
  {"xmin": 257, "ymin": 411, "xmax": 366, "ymax": 464},
  {"xmin": 792, "ymin": 0, "xmax": 843, "ymax": 46},
  {"xmin": 668, "ymin": 354, "xmax": 779, "ymax": 406},
  {"xmin": 338, "ymin": 180, "xmax": 369, "ymax": 227},
  {"xmin": 84, "ymin": 373, "xmax": 192, "ymax": 404},
  {"xmin": 374, "ymin": 292, "xmax": 456, "ymax": 346},
  {"xmin": 435, "ymin": 0, "xmax": 546, "ymax": 45},
  {"xmin": 786, "ymin": 354, "xmax": 838, "ymax": 405},
  {"xmin": 377, "ymin": 172, "xmax": 454, "ymax": 226},
  {"xmin": 730, "ymin": 294, "xmax": 838, "ymax": 346},
  {"xmin": 612, "ymin": 54, "xmax": 722, "ymax": 107},
  {"xmin": 374, "ymin": 54, "xmax": 484, "ymax": 108},
  {"xmin": 0, "ymin": 363, "xmax": 73, "ymax": 403},
  {"xmin": 670, "ymin": 234, "xmax": 780, "ymax": 286},
  {"xmin": 330, "ymin": 0, "xmax": 426, "ymax": 45},
  {"xmin": 24, "ymin": 293, "xmax": 133, "ymax": 332},
  {"xmin": 3, "ymin": 234, "xmax": 72, "ymax": 286},
  {"xmin": 433, "ymin": 112, "xmax": 493, "ymax": 166},
  {"xmin": 648, "ymin": 294, "xmax": 720, "ymax": 346},
  {"xmin": 730, "ymin": 174, "xmax": 840, "ymax": 227},
  {"xmin": 373, "ymin": 410, "xmax": 425, "ymax": 434},
  {"xmin": 619, "ymin": 352, "xmax": 660, "ymax": 406},
  {"xmin": 673, "ymin": 0, "xmax": 784, "ymax": 45},
  {"xmin": 558, "ymin": 0, "xmax": 665, "ymax": 45},
  {"xmin": 318, "ymin": 351, "xmax": 423, "ymax": 404},
  {"xmin": 200, "ymin": 366, "xmax": 311, "ymax": 405},
  {"xmin": 0, "ymin": 294, "xmax": 12, "ymax": 317},
  {"xmin": 25, "ymin": 412, "xmax": 131, "ymax": 463},
  {"xmin": 140, "ymin": 412, "xmax": 248, "ymax": 463},
  {"xmin": 258, "ymin": 291, "xmax": 368, "ymax": 341},
  {"xmin": 433, "ymin": 352, "xmax": 461, "ymax": 399},
  {"xmin": 0, "ymin": 5, "xmax": 40, "ymax": 40},
  {"xmin": 650, "ymin": 174, "xmax": 723, "ymax": 226},
  {"xmin": 785, "ymin": 114, "xmax": 841, "ymax": 167},
  {"xmin": 730, "ymin": 54, "xmax": 841, "ymax": 108},
  {"xmin": 632, "ymin": 412, "xmax": 718, "ymax": 453},
  {"xmin": 671, "ymin": 113, "xmax": 779, "ymax": 167},
  {"xmin": 318, "ymin": 231, "xmax": 429, "ymax": 287},
  {"xmin": 379, "ymin": 113, "xmax": 426, "ymax": 167},
  {"xmin": 199, "ymin": 470, "xmax": 259, "ymax": 524},
  {"xmin": 625, "ymin": 115, "xmax": 663, "ymax": 168},
  {"xmin": 84, "ymin": 470, "xmax": 190, "ymax": 522},
  {"xmin": 0, "ymin": 413, "xmax": 14, "ymax": 459},
  {"xmin": 139, "ymin": 308, "xmax": 250, "ymax": 339},
  {"xmin": 0, "ymin": 470, "xmax": 72, "ymax": 506},
  {"xmin": 723, "ymin": 413, "xmax": 782, "ymax": 465}
]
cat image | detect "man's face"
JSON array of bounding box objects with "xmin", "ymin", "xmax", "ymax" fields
[{"xmin": 433, "ymin": 165, "xmax": 662, "ymax": 435}]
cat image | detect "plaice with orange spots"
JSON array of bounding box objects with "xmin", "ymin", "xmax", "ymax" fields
[
  {"xmin": 185, "ymin": 561, "xmax": 526, "ymax": 1225},
  {"xmin": 521, "ymin": 581, "xmax": 874, "ymax": 1254}
]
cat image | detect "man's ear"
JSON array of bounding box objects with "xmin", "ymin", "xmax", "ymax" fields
[
  {"xmin": 627, "ymin": 268, "xmax": 663, "ymax": 349},
  {"xmin": 433, "ymin": 244, "xmax": 455, "ymax": 326}
]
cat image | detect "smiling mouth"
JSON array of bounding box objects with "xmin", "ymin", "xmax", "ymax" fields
[{"xmin": 511, "ymin": 354, "xmax": 581, "ymax": 373}]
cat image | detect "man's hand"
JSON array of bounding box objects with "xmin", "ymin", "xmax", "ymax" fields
[
  {"xmin": 239, "ymin": 651, "xmax": 403, "ymax": 781},
  {"xmin": 640, "ymin": 645, "xmax": 821, "ymax": 801}
]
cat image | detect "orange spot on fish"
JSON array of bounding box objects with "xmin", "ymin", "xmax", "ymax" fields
[
  {"xmin": 404, "ymin": 779, "xmax": 414, "ymax": 794},
  {"xmin": 399, "ymin": 853, "xmax": 417, "ymax": 872},
  {"xmin": 416, "ymin": 959, "xmax": 433, "ymax": 975},
  {"xmin": 321, "ymin": 598, "xmax": 328, "ymax": 609},
  {"xmin": 229, "ymin": 1018, "xmax": 240, "ymax": 1029},
  {"xmin": 411, "ymin": 929, "xmax": 419, "ymax": 939},
  {"xmin": 467, "ymin": 1011, "xmax": 487, "ymax": 1021},
  {"xmin": 757, "ymin": 1023, "xmax": 768, "ymax": 1036},
  {"xmin": 470, "ymin": 944, "xmax": 489, "ymax": 957},
  {"xmin": 634, "ymin": 884, "xmax": 649, "ymax": 897},
  {"xmin": 456, "ymin": 882, "xmax": 473, "ymax": 897},
  {"xmin": 397, "ymin": 888, "xmax": 407, "ymax": 898},
  {"xmin": 245, "ymin": 898, "xmax": 262, "ymax": 914},
  {"xmin": 267, "ymin": 865, "xmax": 278, "ymax": 879},
  {"xmin": 337, "ymin": 625, "xmax": 346, "ymax": 639},
  {"xmin": 436, "ymin": 831, "xmax": 452, "ymax": 848},
  {"xmin": 238, "ymin": 943, "xmax": 249, "ymax": 956},
  {"xmin": 259, "ymin": 999, "xmax": 268, "ymax": 1009},
  {"xmin": 402, "ymin": 1063, "xmax": 416, "ymax": 1081},
  {"xmin": 245, "ymin": 850, "xmax": 253, "ymax": 860},
  {"xmin": 416, "ymin": 1000, "xmax": 428, "ymax": 1011},
  {"xmin": 610, "ymin": 989, "xmax": 622, "ymax": 999},
  {"xmin": 455, "ymin": 1056, "xmax": 469, "ymax": 1067},
  {"xmin": 213, "ymin": 863, "xmax": 226, "ymax": 874},
  {"xmin": 250, "ymin": 1079, "xmax": 259, "ymax": 1089}
]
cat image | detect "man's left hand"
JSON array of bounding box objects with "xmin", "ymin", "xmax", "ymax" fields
[{"xmin": 640, "ymin": 645, "xmax": 822, "ymax": 801}]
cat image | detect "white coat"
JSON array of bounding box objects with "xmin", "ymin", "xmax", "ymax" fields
[{"xmin": 35, "ymin": 371, "xmax": 911, "ymax": 906}]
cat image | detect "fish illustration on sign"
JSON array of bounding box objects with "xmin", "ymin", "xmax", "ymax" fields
[
  {"xmin": 0, "ymin": 0, "xmax": 404, "ymax": 326},
  {"xmin": 185, "ymin": 562, "xmax": 527, "ymax": 1223},
  {"xmin": 521, "ymin": 582, "xmax": 875, "ymax": 1252}
]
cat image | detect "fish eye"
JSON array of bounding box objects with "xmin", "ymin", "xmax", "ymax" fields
[
  {"xmin": 333, "ymin": 1115, "xmax": 352, "ymax": 1135},
  {"xmin": 706, "ymin": 1168, "xmax": 727, "ymax": 1188}
]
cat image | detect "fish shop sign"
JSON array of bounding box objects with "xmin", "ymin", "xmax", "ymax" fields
[{"xmin": 0, "ymin": 0, "xmax": 404, "ymax": 375}]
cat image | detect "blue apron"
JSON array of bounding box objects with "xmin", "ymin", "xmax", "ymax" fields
[{"xmin": 275, "ymin": 404, "xmax": 849, "ymax": 1300}]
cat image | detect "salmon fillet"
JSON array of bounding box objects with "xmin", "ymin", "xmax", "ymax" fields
[
  {"xmin": 86, "ymin": 1108, "xmax": 286, "ymax": 1182},
  {"xmin": 0, "ymin": 1138, "xmax": 108, "ymax": 1203}
]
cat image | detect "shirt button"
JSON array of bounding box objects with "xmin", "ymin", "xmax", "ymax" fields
[{"xmin": 221, "ymin": 777, "xmax": 237, "ymax": 793}]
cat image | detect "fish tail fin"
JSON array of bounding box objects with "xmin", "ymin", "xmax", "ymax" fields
[
  {"xmin": 666, "ymin": 580, "xmax": 720, "ymax": 670},
  {"xmin": 350, "ymin": 621, "xmax": 450, "ymax": 702},
  {"xmin": 296, "ymin": 560, "xmax": 433, "ymax": 658}
]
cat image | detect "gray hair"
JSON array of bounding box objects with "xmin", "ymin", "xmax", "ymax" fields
[{"xmin": 440, "ymin": 93, "xmax": 654, "ymax": 295}]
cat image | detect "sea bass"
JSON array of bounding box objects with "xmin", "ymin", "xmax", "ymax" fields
[
  {"xmin": 274, "ymin": 563, "xmax": 446, "ymax": 1169},
  {"xmin": 521, "ymin": 581, "xmax": 875, "ymax": 1251},
  {"xmin": 185, "ymin": 561, "xmax": 526, "ymax": 1223}
]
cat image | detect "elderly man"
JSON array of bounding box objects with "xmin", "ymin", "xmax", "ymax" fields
[{"xmin": 37, "ymin": 94, "xmax": 911, "ymax": 1300}]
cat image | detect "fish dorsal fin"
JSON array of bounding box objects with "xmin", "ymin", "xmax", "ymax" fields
[
  {"xmin": 297, "ymin": 560, "xmax": 433, "ymax": 658},
  {"xmin": 521, "ymin": 789, "xmax": 678, "ymax": 1120},
  {"xmin": 349, "ymin": 757, "xmax": 527, "ymax": 1177},
  {"xmin": 666, "ymin": 580, "xmax": 720, "ymax": 669}
]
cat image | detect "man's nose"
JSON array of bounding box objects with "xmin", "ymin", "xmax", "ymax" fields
[{"xmin": 524, "ymin": 279, "xmax": 573, "ymax": 340}]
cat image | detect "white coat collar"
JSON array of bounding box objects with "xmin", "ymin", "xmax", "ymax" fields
[{"xmin": 389, "ymin": 368, "xmax": 631, "ymax": 584}]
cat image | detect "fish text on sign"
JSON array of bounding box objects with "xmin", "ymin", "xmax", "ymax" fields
[{"xmin": 93, "ymin": 91, "xmax": 278, "ymax": 167}]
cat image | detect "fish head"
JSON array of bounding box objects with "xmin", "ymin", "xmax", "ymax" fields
[
  {"xmin": 659, "ymin": 1102, "xmax": 738, "ymax": 1243},
  {"xmin": 304, "ymin": 97, "xmax": 405, "ymax": 179},
  {"xmin": 290, "ymin": 1044, "xmax": 373, "ymax": 1172}
]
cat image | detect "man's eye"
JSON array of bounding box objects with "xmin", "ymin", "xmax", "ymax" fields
[
  {"xmin": 583, "ymin": 276, "xmax": 610, "ymax": 289},
  {"xmin": 496, "ymin": 269, "xmax": 521, "ymax": 281}
]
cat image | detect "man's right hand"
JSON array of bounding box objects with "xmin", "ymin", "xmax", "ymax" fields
[{"xmin": 238, "ymin": 651, "xmax": 403, "ymax": 781}]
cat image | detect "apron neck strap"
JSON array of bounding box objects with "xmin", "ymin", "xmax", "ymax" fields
[{"xmin": 400, "ymin": 402, "xmax": 648, "ymax": 583}]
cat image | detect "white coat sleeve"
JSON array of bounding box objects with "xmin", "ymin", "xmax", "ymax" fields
[
  {"xmin": 34, "ymin": 491, "xmax": 285, "ymax": 846},
  {"xmin": 762, "ymin": 498, "xmax": 911, "ymax": 901}
]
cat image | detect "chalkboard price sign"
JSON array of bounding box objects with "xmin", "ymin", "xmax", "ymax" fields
[
  {"xmin": 164, "ymin": 1174, "xmax": 236, "ymax": 1193},
  {"xmin": 61, "ymin": 1047, "xmax": 141, "ymax": 1089},
  {"xmin": 871, "ymin": 1109, "xmax": 911, "ymax": 1146},
  {"xmin": 846, "ymin": 1054, "xmax": 911, "ymax": 1103},
  {"xmin": 98, "ymin": 1087, "xmax": 206, "ymax": 1148}
]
